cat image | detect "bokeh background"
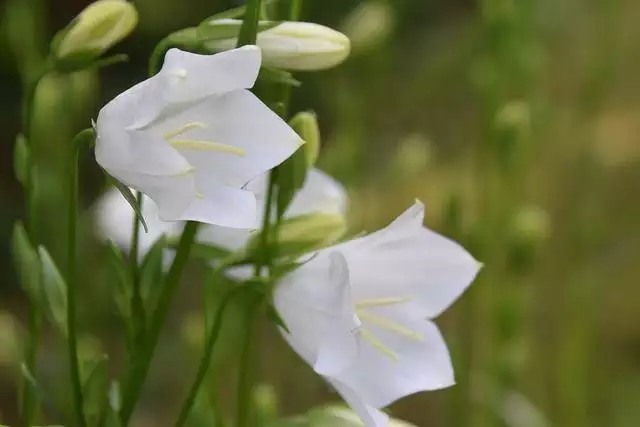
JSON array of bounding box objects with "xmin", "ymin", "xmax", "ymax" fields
[{"xmin": 1, "ymin": 0, "xmax": 640, "ymax": 426}]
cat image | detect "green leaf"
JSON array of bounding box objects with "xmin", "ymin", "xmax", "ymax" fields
[
  {"xmin": 12, "ymin": 222, "xmax": 42, "ymax": 305},
  {"xmin": 81, "ymin": 354, "xmax": 109, "ymax": 427},
  {"xmin": 13, "ymin": 134, "xmax": 29, "ymax": 186},
  {"xmin": 37, "ymin": 246, "xmax": 68, "ymax": 336},
  {"xmin": 104, "ymin": 242, "xmax": 134, "ymax": 344},
  {"xmin": 107, "ymin": 179, "xmax": 148, "ymax": 233},
  {"xmin": 258, "ymin": 67, "xmax": 301, "ymax": 87}
]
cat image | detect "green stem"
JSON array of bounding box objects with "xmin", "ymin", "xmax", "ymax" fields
[
  {"xmin": 174, "ymin": 285, "xmax": 245, "ymax": 427},
  {"xmin": 236, "ymin": 303, "xmax": 259, "ymax": 427},
  {"xmin": 66, "ymin": 129, "xmax": 95, "ymax": 427},
  {"xmin": 237, "ymin": 0, "xmax": 263, "ymax": 47},
  {"xmin": 130, "ymin": 192, "xmax": 146, "ymax": 346},
  {"xmin": 120, "ymin": 221, "xmax": 200, "ymax": 424}
]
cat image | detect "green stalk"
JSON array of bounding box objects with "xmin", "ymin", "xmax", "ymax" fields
[
  {"xmin": 237, "ymin": 0, "xmax": 263, "ymax": 47},
  {"xmin": 174, "ymin": 286, "xmax": 245, "ymax": 427},
  {"xmin": 130, "ymin": 191, "xmax": 146, "ymax": 348},
  {"xmin": 66, "ymin": 129, "xmax": 95, "ymax": 427},
  {"xmin": 120, "ymin": 221, "xmax": 200, "ymax": 424},
  {"xmin": 236, "ymin": 304, "xmax": 259, "ymax": 427}
]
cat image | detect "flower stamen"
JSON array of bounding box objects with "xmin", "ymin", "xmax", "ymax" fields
[
  {"xmin": 163, "ymin": 122, "xmax": 208, "ymax": 140},
  {"xmin": 359, "ymin": 328, "xmax": 398, "ymax": 362},
  {"xmin": 163, "ymin": 122, "xmax": 246, "ymax": 156},
  {"xmin": 356, "ymin": 296, "xmax": 411, "ymax": 308},
  {"xmin": 357, "ymin": 310, "xmax": 424, "ymax": 342}
]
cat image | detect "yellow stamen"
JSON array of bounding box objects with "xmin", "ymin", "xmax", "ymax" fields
[
  {"xmin": 356, "ymin": 296, "xmax": 412, "ymax": 308},
  {"xmin": 360, "ymin": 328, "xmax": 398, "ymax": 362},
  {"xmin": 195, "ymin": 191, "xmax": 205, "ymax": 199},
  {"xmin": 357, "ymin": 311, "xmax": 424, "ymax": 342},
  {"xmin": 163, "ymin": 122, "xmax": 208, "ymax": 140},
  {"xmin": 168, "ymin": 139, "xmax": 246, "ymax": 156}
]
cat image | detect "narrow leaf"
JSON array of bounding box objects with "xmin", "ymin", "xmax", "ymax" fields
[
  {"xmin": 107, "ymin": 179, "xmax": 148, "ymax": 233},
  {"xmin": 37, "ymin": 246, "xmax": 68, "ymax": 336}
]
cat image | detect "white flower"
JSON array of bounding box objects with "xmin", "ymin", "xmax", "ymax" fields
[
  {"xmin": 94, "ymin": 168, "xmax": 348, "ymax": 256},
  {"xmin": 274, "ymin": 201, "xmax": 481, "ymax": 427},
  {"xmin": 95, "ymin": 46, "xmax": 302, "ymax": 228},
  {"xmin": 205, "ymin": 21, "xmax": 351, "ymax": 71}
]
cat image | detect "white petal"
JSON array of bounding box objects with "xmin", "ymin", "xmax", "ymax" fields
[
  {"xmin": 275, "ymin": 251, "xmax": 359, "ymax": 376},
  {"xmin": 176, "ymin": 181, "xmax": 258, "ymax": 228},
  {"xmin": 334, "ymin": 315, "xmax": 454, "ymax": 408},
  {"xmin": 329, "ymin": 379, "xmax": 390, "ymax": 427},
  {"xmin": 287, "ymin": 168, "xmax": 348, "ymax": 216},
  {"xmin": 109, "ymin": 167, "xmax": 197, "ymax": 222},
  {"xmin": 158, "ymin": 46, "xmax": 261, "ymax": 104},
  {"xmin": 338, "ymin": 201, "xmax": 481, "ymax": 318},
  {"xmin": 196, "ymin": 225, "xmax": 255, "ymax": 252},
  {"xmin": 94, "ymin": 189, "xmax": 183, "ymax": 257},
  {"xmin": 148, "ymin": 89, "xmax": 303, "ymax": 188}
]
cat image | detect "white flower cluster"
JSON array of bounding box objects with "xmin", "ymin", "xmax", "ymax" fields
[{"xmin": 95, "ymin": 46, "xmax": 480, "ymax": 427}]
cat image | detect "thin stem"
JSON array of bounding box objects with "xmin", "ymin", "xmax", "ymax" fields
[
  {"xmin": 66, "ymin": 129, "xmax": 95, "ymax": 427},
  {"xmin": 174, "ymin": 286, "xmax": 245, "ymax": 427},
  {"xmin": 236, "ymin": 302, "xmax": 259, "ymax": 427},
  {"xmin": 237, "ymin": 0, "xmax": 263, "ymax": 47},
  {"xmin": 119, "ymin": 221, "xmax": 200, "ymax": 425},
  {"xmin": 130, "ymin": 192, "xmax": 146, "ymax": 346}
]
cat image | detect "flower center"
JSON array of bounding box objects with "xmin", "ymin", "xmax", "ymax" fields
[
  {"xmin": 354, "ymin": 297, "xmax": 424, "ymax": 362},
  {"xmin": 163, "ymin": 122, "xmax": 247, "ymax": 156}
]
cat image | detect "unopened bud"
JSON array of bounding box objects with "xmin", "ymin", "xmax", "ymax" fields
[
  {"xmin": 205, "ymin": 21, "xmax": 350, "ymax": 71},
  {"xmin": 54, "ymin": 0, "xmax": 137, "ymax": 62},
  {"xmin": 342, "ymin": 1, "xmax": 396, "ymax": 53},
  {"xmin": 277, "ymin": 213, "xmax": 347, "ymax": 250},
  {"xmin": 289, "ymin": 111, "xmax": 320, "ymax": 167},
  {"xmin": 495, "ymin": 100, "xmax": 531, "ymax": 133}
]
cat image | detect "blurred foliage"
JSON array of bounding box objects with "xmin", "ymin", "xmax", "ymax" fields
[{"xmin": 1, "ymin": 0, "xmax": 640, "ymax": 426}]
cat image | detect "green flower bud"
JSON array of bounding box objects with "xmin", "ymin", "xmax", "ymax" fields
[
  {"xmin": 289, "ymin": 111, "xmax": 320, "ymax": 167},
  {"xmin": 277, "ymin": 213, "xmax": 347, "ymax": 251},
  {"xmin": 342, "ymin": 1, "xmax": 396, "ymax": 53},
  {"xmin": 53, "ymin": 0, "xmax": 137, "ymax": 65},
  {"xmin": 205, "ymin": 21, "xmax": 350, "ymax": 71}
]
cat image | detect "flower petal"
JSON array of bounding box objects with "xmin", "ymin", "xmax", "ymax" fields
[
  {"xmin": 338, "ymin": 201, "xmax": 481, "ymax": 318},
  {"xmin": 147, "ymin": 89, "xmax": 303, "ymax": 188},
  {"xmin": 329, "ymin": 379, "xmax": 390, "ymax": 427},
  {"xmin": 335, "ymin": 316, "xmax": 454, "ymax": 408},
  {"xmin": 287, "ymin": 168, "xmax": 349, "ymax": 216},
  {"xmin": 176, "ymin": 181, "xmax": 258, "ymax": 229},
  {"xmin": 275, "ymin": 251, "xmax": 359, "ymax": 376},
  {"xmin": 158, "ymin": 46, "xmax": 261, "ymax": 104},
  {"xmin": 94, "ymin": 189, "xmax": 183, "ymax": 257}
]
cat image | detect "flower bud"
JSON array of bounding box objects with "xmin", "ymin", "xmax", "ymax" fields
[
  {"xmin": 342, "ymin": 1, "xmax": 396, "ymax": 53},
  {"xmin": 205, "ymin": 21, "xmax": 351, "ymax": 71},
  {"xmin": 289, "ymin": 111, "xmax": 320, "ymax": 167},
  {"xmin": 54, "ymin": 0, "xmax": 137, "ymax": 62},
  {"xmin": 276, "ymin": 213, "xmax": 347, "ymax": 250}
]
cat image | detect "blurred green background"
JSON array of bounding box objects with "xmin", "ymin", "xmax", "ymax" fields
[{"xmin": 1, "ymin": 0, "xmax": 640, "ymax": 426}]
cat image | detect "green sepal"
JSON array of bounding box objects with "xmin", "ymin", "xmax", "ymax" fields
[
  {"xmin": 52, "ymin": 48, "xmax": 103, "ymax": 73},
  {"xmin": 265, "ymin": 304, "xmax": 290, "ymax": 333},
  {"xmin": 11, "ymin": 222, "xmax": 42, "ymax": 305},
  {"xmin": 13, "ymin": 134, "xmax": 29, "ymax": 187},
  {"xmin": 81, "ymin": 353, "xmax": 109, "ymax": 427},
  {"xmin": 107, "ymin": 178, "xmax": 148, "ymax": 233},
  {"xmin": 258, "ymin": 67, "xmax": 301, "ymax": 87},
  {"xmin": 37, "ymin": 246, "xmax": 68, "ymax": 336}
]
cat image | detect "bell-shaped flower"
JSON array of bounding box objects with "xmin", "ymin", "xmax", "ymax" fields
[
  {"xmin": 274, "ymin": 201, "xmax": 482, "ymax": 427},
  {"xmin": 95, "ymin": 46, "xmax": 302, "ymax": 228},
  {"xmin": 94, "ymin": 168, "xmax": 347, "ymax": 257}
]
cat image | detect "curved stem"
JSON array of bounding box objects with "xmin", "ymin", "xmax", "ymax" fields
[
  {"xmin": 236, "ymin": 303, "xmax": 259, "ymax": 427},
  {"xmin": 67, "ymin": 129, "xmax": 95, "ymax": 427},
  {"xmin": 130, "ymin": 192, "xmax": 146, "ymax": 346},
  {"xmin": 120, "ymin": 221, "xmax": 199, "ymax": 424},
  {"xmin": 174, "ymin": 285, "xmax": 245, "ymax": 427}
]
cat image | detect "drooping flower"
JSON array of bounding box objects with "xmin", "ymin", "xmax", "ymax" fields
[
  {"xmin": 94, "ymin": 168, "xmax": 348, "ymax": 257},
  {"xmin": 95, "ymin": 46, "xmax": 302, "ymax": 228},
  {"xmin": 274, "ymin": 201, "xmax": 482, "ymax": 427}
]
